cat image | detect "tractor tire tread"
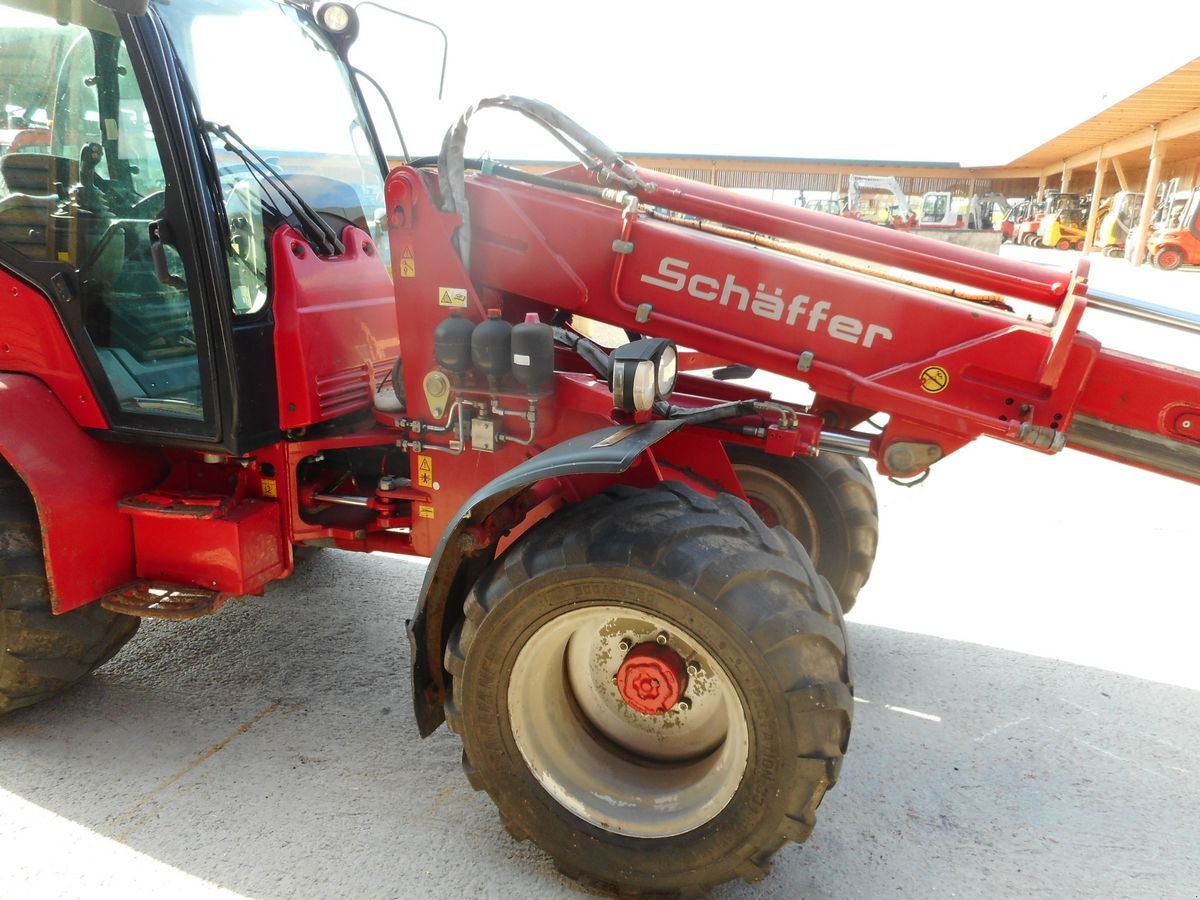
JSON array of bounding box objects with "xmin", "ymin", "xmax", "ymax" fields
[
  {"xmin": 445, "ymin": 482, "xmax": 852, "ymax": 896},
  {"xmin": 0, "ymin": 467, "xmax": 138, "ymax": 716}
]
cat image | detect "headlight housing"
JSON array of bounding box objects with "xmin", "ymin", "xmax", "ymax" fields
[
  {"xmin": 610, "ymin": 338, "xmax": 678, "ymax": 412},
  {"xmin": 314, "ymin": 2, "xmax": 359, "ymax": 48}
]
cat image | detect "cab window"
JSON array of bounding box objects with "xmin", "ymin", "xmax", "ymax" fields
[{"xmin": 0, "ymin": 6, "xmax": 208, "ymax": 425}]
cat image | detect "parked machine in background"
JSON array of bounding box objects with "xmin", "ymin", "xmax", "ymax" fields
[
  {"xmin": 1015, "ymin": 192, "xmax": 1083, "ymax": 246},
  {"xmin": 1039, "ymin": 203, "xmax": 1090, "ymax": 250},
  {"xmin": 1094, "ymin": 191, "xmax": 1143, "ymax": 257},
  {"xmin": 919, "ymin": 191, "xmax": 1008, "ymax": 230},
  {"xmin": 1148, "ymin": 188, "xmax": 1200, "ymax": 270},
  {"xmin": 844, "ymin": 174, "xmax": 917, "ymax": 227},
  {"xmin": 1001, "ymin": 198, "xmax": 1036, "ymax": 243}
]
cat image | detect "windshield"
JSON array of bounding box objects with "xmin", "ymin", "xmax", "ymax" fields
[{"xmin": 155, "ymin": 0, "xmax": 389, "ymax": 312}]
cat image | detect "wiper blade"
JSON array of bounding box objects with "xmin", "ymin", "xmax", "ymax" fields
[{"xmin": 204, "ymin": 121, "xmax": 344, "ymax": 257}]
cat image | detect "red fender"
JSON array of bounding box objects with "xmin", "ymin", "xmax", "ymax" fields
[{"xmin": 0, "ymin": 375, "xmax": 164, "ymax": 611}]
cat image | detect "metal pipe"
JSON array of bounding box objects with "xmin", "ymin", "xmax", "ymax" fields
[
  {"xmin": 636, "ymin": 169, "xmax": 1079, "ymax": 308},
  {"xmin": 1086, "ymin": 287, "xmax": 1200, "ymax": 335},
  {"xmin": 819, "ymin": 430, "xmax": 874, "ymax": 458},
  {"xmin": 312, "ymin": 493, "xmax": 371, "ymax": 507}
]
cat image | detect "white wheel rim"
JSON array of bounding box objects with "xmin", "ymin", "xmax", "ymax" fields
[{"xmin": 507, "ymin": 604, "xmax": 749, "ymax": 838}]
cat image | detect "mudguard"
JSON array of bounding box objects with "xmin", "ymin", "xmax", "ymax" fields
[
  {"xmin": 0, "ymin": 375, "xmax": 164, "ymax": 612},
  {"xmin": 408, "ymin": 419, "xmax": 683, "ymax": 736}
]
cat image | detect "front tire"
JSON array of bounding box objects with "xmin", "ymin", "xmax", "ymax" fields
[
  {"xmin": 1154, "ymin": 246, "xmax": 1184, "ymax": 270},
  {"xmin": 446, "ymin": 483, "xmax": 852, "ymax": 895},
  {"xmin": 0, "ymin": 467, "xmax": 139, "ymax": 715},
  {"xmin": 728, "ymin": 446, "xmax": 878, "ymax": 613}
]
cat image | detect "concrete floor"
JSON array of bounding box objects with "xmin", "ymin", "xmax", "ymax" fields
[{"xmin": 2, "ymin": 248, "xmax": 1198, "ymax": 899}]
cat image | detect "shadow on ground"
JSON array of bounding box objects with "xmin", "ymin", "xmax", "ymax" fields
[{"xmin": 1, "ymin": 549, "xmax": 1197, "ymax": 899}]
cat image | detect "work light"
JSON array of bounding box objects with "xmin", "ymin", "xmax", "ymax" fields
[{"xmin": 610, "ymin": 338, "xmax": 678, "ymax": 412}]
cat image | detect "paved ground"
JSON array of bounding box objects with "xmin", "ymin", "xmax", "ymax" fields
[{"xmin": 2, "ymin": 248, "xmax": 1198, "ymax": 899}]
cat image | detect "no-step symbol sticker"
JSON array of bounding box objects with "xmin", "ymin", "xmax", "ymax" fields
[{"xmin": 920, "ymin": 366, "xmax": 949, "ymax": 393}]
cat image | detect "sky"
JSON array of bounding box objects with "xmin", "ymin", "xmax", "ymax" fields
[{"xmin": 350, "ymin": 1, "xmax": 1199, "ymax": 168}]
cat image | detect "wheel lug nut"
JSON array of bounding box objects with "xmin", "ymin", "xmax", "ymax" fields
[
  {"xmin": 686, "ymin": 662, "xmax": 700, "ymax": 677},
  {"xmin": 676, "ymin": 697, "xmax": 692, "ymax": 711},
  {"xmin": 618, "ymin": 639, "xmax": 631, "ymax": 652},
  {"xmin": 655, "ymin": 632, "xmax": 669, "ymax": 645}
]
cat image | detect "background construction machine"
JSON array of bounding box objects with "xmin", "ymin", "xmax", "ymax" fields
[
  {"xmin": 1147, "ymin": 187, "xmax": 1200, "ymax": 269},
  {"xmin": 3, "ymin": 1, "xmax": 1200, "ymax": 896},
  {"xmin": 1094, "ymin": 190, "xmax": 1143, "ymax": 257}
]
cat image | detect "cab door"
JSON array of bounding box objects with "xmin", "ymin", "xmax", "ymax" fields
[{"xmin": 0, "ymin": 3, "xmax": 274, "ymax": 452}]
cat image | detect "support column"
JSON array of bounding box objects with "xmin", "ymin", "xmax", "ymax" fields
[
  {"xmin": 1061, "ymin": 163, "xmax": 1071, "ymax": 194},
  {"xmin": 1083, "ymin": 151, "xmax": 1108, "ymax": 255},
  {"xmin": 1131, "ymin": 125, "xmax": 1163, "ymax": 267},
  {"xmin": 1112, "ymin": 157, "xmax": 1128, "ymax": 192}
]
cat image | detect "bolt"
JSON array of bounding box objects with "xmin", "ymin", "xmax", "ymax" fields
[
  {"xmin": 618, "ymin": 639, "xmax": 631, "ymax": 652},
  {"xmin": 676, "ymin": 697, "xmax": 692, "ymax": 711},
  {"xmin": 686, "ymin": 662, "xmax": 700, "ymax": 677},
  {"xmin": 1183, "ymin": 420, "xmax": 1193, "ymax": 430},
  {"xmin": 655, "ymin": 632, "xmax": 669, "ymax": 645}
]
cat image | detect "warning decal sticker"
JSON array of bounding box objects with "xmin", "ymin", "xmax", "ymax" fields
[
  {"xmin": 919, "ymin": 366, "xmax": 950, "ymax": 394},
  {"xmin": 399, "ymin": 246, "xmax": 416, "ymax": 278},
  {"xmin": 417, "ymin": 454, "xmax": 434, "ymax": 488},
  {"xmin": 438, "ymin": 287, "xmax": 468, "ymax": 308}
]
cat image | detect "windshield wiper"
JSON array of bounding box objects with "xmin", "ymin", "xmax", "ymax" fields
[{"xmin": 203, "ymin": 121, "xmax": 344, "ymax": 257}]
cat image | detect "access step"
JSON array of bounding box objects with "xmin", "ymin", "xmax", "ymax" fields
[{"xmin": 100, "ymin": 581, "xmax": 228, "ymax": 619}]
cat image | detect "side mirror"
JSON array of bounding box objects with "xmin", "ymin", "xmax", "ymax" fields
[{"xmin": 94, "ymin": 0, "xmax": 151, "ymax": 15}]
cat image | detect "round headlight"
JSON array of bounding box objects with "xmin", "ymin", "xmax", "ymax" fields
[
  {"xmin": 609, "ymin": 337, "xmax": 677, "ymax": 413},
  {"xmin": 630, "ymin": 359, "xmax": 657, "ymax": 412},
  {"xmin": 319, "ymin": 3, "xmax": 353, "ymax": 32},
  {"xmin": 656, "ymin": 344, "xmax": 677, "ymax": 398}
]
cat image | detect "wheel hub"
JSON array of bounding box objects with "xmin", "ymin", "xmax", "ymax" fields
[{"xmin": 616, "ymin": 641, "xmax": 688, "ymax": 715}]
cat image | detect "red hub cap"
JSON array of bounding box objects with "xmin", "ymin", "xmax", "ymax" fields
[{"xmin": 616, "ymin": 642, "xmax": 688, "ymax": 715}]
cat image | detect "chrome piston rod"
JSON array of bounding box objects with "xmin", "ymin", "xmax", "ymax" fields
[{"xmin": 1086, "ymin": 287, "xmax": 1200, "ymax": 336}]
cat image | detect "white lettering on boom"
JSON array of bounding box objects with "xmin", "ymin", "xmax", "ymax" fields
[{"xmin": 640, "ymin": 256, "xmax": 894, "ymax": 349}]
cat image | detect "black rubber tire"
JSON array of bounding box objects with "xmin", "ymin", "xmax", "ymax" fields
[
  {"xmin": 0, "ymin": 467, "xmax": 139, "ymax": 716},
  {"xmin": 728, "ymin": 446, "xmax": 878, "ymax": 613},
  {"xmin": 445, "ymin": 483, "xmax": 852, "ymax": 896},
  {"xmin": 1154, "ymin": 246, "xmax": 1184, "ymax": 271}
]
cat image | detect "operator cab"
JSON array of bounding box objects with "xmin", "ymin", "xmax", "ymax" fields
[{"xmin": 0, "ymin": 0, "xmax": 396, "ymax": 454}]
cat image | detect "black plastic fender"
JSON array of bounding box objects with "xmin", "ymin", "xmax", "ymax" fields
[{"xmin": 408, "ymin": 420, "xmax": 683, "ymax": 736}]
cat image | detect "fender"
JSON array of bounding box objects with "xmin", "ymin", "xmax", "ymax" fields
[
  {"xmin": 408, "ymin": 419, "xmax": 684, "ymax": 736},
  {"xmin": 0, "ymin": 375, "xmax": 165, "ymax": 612}
]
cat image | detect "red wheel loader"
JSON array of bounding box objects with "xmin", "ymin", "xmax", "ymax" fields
[{"xmin": 2, "ymin": 1, "xmax": 1199, "ymax": 895}]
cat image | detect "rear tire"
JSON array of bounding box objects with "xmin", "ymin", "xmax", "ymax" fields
[
  {"xmin": 0, "ymin": 468, "xmax": 138, "ymax": 716},
  {"xmin": 446, "ymin": 483, "xmax": 852, "ymax": 895},
  {"xmin": 728, "ymin": 446, "xmax": 878, "ymax": 613}
]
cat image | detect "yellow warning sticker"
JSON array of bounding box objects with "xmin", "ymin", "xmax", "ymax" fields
[
  {"xmin": 418, "ymin": 505, "xmax": 436, "ymax": 519},
  {"xmin": 920, "ymin": 366, "xmax": 950, "ymax": 394},
  {"xmin": 438, "ymin": 287, "xmax": 468, "ymax": 308},
  {"xmin": 261, "ymin": 478, "xmax": 277, "ymax": 498},
  {"xmin": 416, "ymin": 454, "xmax": 434, "ymax": 487},
  {"xmin": 399, "ymin": 246, "xmax": 416, "ymax": 278}
]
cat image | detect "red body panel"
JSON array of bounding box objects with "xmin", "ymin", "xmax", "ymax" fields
[
  {"xmin": 272, "ymin": 225, "xmax": 401, "ymax": 429},
  {"xmin": 0, "ymin": 374, "xmax": 163, "ymax": 611},
  {"xmin": 0, "ymin": 269, "xmax": 108, "ymax": 429},
  {"xmin": 123, "ymin": 496, "xmax": 284, "ymax": 596},
  {"xmin": 385, "ymin": 164, "xmax": 1200, "ymax": 483}
]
